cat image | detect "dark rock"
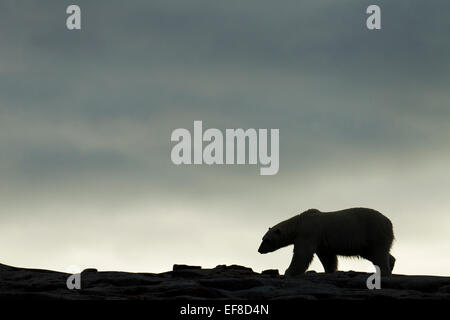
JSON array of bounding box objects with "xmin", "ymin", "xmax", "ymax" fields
[
  {"xmin": 199, "ymin": 278, "xmax": 264, "ymax": 291},
  {"xmin": 81, "ymin": 268, "xmax": 98, "ymax": 274},
  {"xmin": 158, "ymin": 285, "xmax": 226, "ymax": 299},
  {"xmin": 214, "ymin": 264, "xmax": 254, "ymax": 273},
  {"xmin": 171, "ymin": 271, "xmax": 205, "ymax": 278},
  {"xmin": 172, "ymin": 264, "xmax": 202, "ymax": 271},
  {"xmin": 0, "ymin": 262, "xmax": 449, "ymax": 300},
  {"xmin": 212, "ymin": 265, "xmax": 256, "ymax": 279},
  {"xmin": 228, "ymin": 264, "xmax": 254, "ymax": 272},
  {"xmin": 262, "ymin": 269, "xmax": 280, "ymax": 276},
  {"xmin": 439, "ymin": 285, "xmax": 450, "ymax": 293}
]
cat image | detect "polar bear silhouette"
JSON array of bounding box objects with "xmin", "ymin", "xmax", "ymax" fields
[{"xmin": 258, "ymin": 208, "xmax": 395, "ymax": 276}]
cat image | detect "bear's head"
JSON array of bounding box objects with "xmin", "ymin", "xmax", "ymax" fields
[
  {"xmin": 258, "ymin": 227, "xmax": 283, "ymax": 254},
  {"xmin": 258, "ymin": 216, "xmax": 301, "ymax": 254}
]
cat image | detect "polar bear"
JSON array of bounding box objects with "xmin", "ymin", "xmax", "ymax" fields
[{"xmin": 258, "ymin": 208, "xmax": 395, "ymax": 276}]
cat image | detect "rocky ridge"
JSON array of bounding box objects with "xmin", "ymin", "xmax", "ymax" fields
[{"xmin": 0, "ymin": 263, "xmax": 449, "ymax": 300}]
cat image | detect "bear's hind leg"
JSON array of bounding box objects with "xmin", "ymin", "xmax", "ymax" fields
[
  {"xmin": 389, "ymin": 254, "xmax": 396, "ymax": 273},
  {"xmin": 369, "ymin": 252, "xmax": 391, "ymax": 277},
  {"xmin": 317, "ymin": 251, "xmax": 338, "ymax": 273}
]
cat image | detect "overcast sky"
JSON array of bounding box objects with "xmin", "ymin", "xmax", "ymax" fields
[{"xmin": 0, "ymin": 0, "xmax": 449, "ymax": 275}]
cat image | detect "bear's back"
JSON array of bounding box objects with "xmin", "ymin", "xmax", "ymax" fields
[{"xmin": 313, "ymin": 208, "xmax": 394, "ymax": 255}]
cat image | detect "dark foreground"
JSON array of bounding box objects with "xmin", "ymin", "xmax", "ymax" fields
[{"xmin": 1, "ymin": 263, "xmax": 449, "ymax": 300}]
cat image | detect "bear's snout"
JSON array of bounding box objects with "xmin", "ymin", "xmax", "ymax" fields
[{"xmin": 258, "ymin": 241, "xmax": 270, "ymax": 254}]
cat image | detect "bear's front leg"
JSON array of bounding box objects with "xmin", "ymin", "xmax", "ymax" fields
[{"xmin": 285, "ymin": 243, "xmax": 315, "ymax": 277}]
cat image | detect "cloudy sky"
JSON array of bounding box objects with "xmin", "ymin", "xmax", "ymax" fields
[{"xmin": 1, "ymin": 1, "xmax": 449, "ymax": 276}]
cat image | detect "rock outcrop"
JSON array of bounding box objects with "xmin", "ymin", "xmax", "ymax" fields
[{"xmin": 0, "ymin": 263, "xmax": 449, "ymax": 300}]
